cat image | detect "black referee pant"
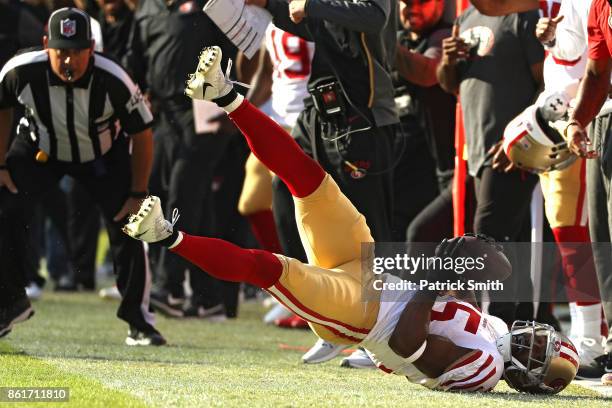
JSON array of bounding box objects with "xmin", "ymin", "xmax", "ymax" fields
[{"xmin": 0, "ymin": 134, "xmax": 156, "ymax": 333}]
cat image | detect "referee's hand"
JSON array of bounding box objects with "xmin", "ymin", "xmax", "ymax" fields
[
  {"xmin": 0, "ymin": 169, "xmax": 18, "ymax": 194},
  {"xmin": 113, "ymin": 197, "xmax": 143, "ymax": 222}
]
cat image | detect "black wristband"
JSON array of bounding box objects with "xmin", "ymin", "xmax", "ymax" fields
[
  {"xmin": 129, "ymin": 190, "xmax": 148, "ymax": 199},
  {"xmin": 0, "ymin": 164, "xmax": 7, "ymax": 170}
]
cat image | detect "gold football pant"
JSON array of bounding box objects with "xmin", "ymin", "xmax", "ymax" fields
[
  {"xmin": 267, "ymin": 175, "xmax": 380, "ymax": 344},
  {"xmin": 238, "ymin": 153, "xmax": 273, "ymax": 215},
  {"xmin": 539, "ymin": 158, "xmax": 587, "ymax": 228}
]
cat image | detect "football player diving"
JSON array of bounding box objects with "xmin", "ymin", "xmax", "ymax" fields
[{"xmin": 123, "ymin": 46, "xmax": 578, "ymax": 393}]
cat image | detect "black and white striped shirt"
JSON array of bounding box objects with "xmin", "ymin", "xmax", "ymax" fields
[{"xmin": 0, "ymin": 49, "xmax": 153, "ymax": 163}]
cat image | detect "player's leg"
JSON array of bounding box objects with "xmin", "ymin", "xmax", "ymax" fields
[
  {"xmin": 123, "ymin": 198, "xmax": 379, "ymax": 344},
  {"xmin": 238, "ymin": 153, "xmax": 282, "ymax": 253},
  {"xmin": 185, "ymin": 46, "xmax": 373, "ymax": 269},
  {"xmin": 540, "ymin": 159, "xmax": 605, "ymax": 374},
  {"xmin": 186, "ymin": 47, "xmax": 324, "ymax": 199}
]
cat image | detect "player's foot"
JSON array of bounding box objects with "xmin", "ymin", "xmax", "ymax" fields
[
  {"xmin": 263, "ymin": 303, "xmax": 292, "ymax": 325},
  {"xmin": 98, "ymin": 285, "xmax": 121, "ymax": 300},
  {"xmin": 123, "ymin": 196, "xmax": 179, "ymax": 243},
  {"xmin": 275, "ymin": 314, "xmax": 308, "ymax": 329},
  {"xmin": 301, "ymin": 339, "xmax": 349, "ymax": 364},
  {"xmin": 185, "ymin": 46, "xmax": 233, "ymax": 101},
  {"xmin": 25, "ymin": 282, "xmax": 43, "ymax": 300},
  {"xmin": 0, "ymin": 297, "xmax": 35, "ymax": 338},
  {"xmin": 574, "ymin": 336, "xmax": 607, "ymax": 379},
  {"xmin": 340, "ymin": 347, "xmax": 376, "ymax": 369},
  {"xmin": 125, "ymin": 326, "xmax": 167, "ymax": 346},
  {"xmin": 183, "ymin": 302, "xmax": 227, "ymax": 322},
  {"xmin": 150, "ymin": 291, "xmax": 185, "ymax": 318}
]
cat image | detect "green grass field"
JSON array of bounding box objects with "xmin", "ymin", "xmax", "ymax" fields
[{"xmin": 0, "ymin": 291, "xmax": 609, "ymax": 407}]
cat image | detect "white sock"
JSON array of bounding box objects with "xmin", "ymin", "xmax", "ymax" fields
[
  {"xmin": 168, "ymin": 231, "xmax": 184, "ymax": 250},
  {"xmin": 222, "ymin": 93, "xmax": 244, "ymax": 114},
  {"xmin": 576, "ymin": 303, "xmax": 602, "ymax": 340},
  {"xmin": 569, "ymin": 302, "xmax": 580, "ymax": 339}
]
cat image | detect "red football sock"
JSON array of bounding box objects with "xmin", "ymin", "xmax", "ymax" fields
[
  {"xmin": 247, "ymin": 210, "xmax": 283, "ymax": 254},
  {"xmin": 171, "ymin": 232, "xmax": 283, "ymax": 288},
  {"xmin": 552, "ymin": 226, "xmax": 601, "ymax": 304},
  {"xmin": 229, "ymin": 100, "xmax": 325, "ymax": 198}
]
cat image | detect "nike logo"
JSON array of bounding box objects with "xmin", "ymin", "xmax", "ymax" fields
[
  {"xmin": 134, "ymin": 229, "xmax": 149, "ymax": 238},
  {"xmin": 202, "ymin": 82, "xmax": 213, "ymax": 94}
]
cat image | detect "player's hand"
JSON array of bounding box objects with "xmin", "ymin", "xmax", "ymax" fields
[
  {"xmin": 489, "ymin": 141, "xmax": 516, "ymax": 173},
  {"xmin": 0, "ymin": 168, "xmax": 18, "ymax": 194},
  {"xmin": 245, "ymin": 0, "xmax": 268, "ymax": 8},
  {"xmin": 113, "ymin": 197, "xmax": 144, "ymax": 222},
  {"xmin": 566, "ymin": 122, "xmax": 598, "ymax": 159},
  {"xmin": 441, "ymin": 24, "xmax": 469, "ymax": 66},
  {"xmin": 535, "ymin": 15, "xmax": 563, "ymax": 45},
  {"xmin": 289, "ymin": 0, "xmax": 307, "ymax": 23}
]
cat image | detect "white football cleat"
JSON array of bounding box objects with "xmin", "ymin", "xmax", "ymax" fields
[
  {"xmin": 185, "ymin": 46, "xmax": 232, "ymax": 101},
  {"xmin": 185, "ymin": 45, "xmax": 250, "ymax": 102},
  {"xmin": 123, "ymin": 196, "xmax": 179, "ymax": 243},
  {"xmin": 301, "ymin": 339, "xmax": 348, "ymax": 364},
  {"xmin": 340, "ymin": 347, "xmax": 376, "ymax": 369}
]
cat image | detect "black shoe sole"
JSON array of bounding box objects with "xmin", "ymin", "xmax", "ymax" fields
[{"xmin": 0, "ymin": 308, "xmax": 35, "ymax": 338}]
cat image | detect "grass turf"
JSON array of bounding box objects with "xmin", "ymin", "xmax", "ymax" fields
[{"xmin": 0, "ymin": 291, "xmax": 609, "ymax": 407}]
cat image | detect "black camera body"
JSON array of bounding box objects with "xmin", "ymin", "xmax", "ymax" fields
[{"xmin": 308, "ymin": 77, "xmax": 346, "ymax": 122}]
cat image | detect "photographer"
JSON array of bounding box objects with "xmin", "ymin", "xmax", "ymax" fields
[{"xmin": 247, "ymin": 0, "xmax": 399, "ymax": 242}]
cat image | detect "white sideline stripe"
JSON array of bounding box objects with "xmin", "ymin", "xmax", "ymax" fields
[
  {"xmin": 267, "ymin": 285, "xmax": 367, "ymax": 341},
  {"xmin": 574, "ymin": 379, "xmax": 612, "ymax": 397}
]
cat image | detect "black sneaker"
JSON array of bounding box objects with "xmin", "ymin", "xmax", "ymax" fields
[
  {"xmin": 576, "ymin": 354, "xmax": 608, "ymax": 380},
  {"xmin": 605, "ymin": 352, "xmax": 612, "ymax": 373},
  {"xmin": 150, "ymin": 291, "xmax": 185, "ymax": 318},
  {"xmin": 125, "ymin": 326, "xmax": 167, "ymax": 346},
  {"xmin": 0, "ymin": 297, "xmax": 35, "ymax": 338},
  {"xmin": 183, "ymin": 303, "xmax": 227, "ymax": 321}
]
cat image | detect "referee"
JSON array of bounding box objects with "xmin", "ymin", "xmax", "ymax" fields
[{"xmin": 0, "ymin": 7, "xmax": 164, "ymax": 346}]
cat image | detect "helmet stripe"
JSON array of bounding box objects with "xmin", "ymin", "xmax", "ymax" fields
[{"xmin": 559, "ymin": 351, "xmax": 579, "ymax": 369}]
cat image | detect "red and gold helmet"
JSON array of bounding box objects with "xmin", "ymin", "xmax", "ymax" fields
[
  {"xmin": 496, "ymin": 321, "xmax": 578, "ymax": 394},
  {"xmin": 503, "ymin": 92, "xmax": 576, "ymax": 174}
]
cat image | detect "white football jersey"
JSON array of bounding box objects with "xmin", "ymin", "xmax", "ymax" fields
[
  {"xmin": 539, "ymin": 0, "xmax": 586, "ymax": 97},
  {"xmin": 361, "ymin": 274, "xmax": 508, "ymax": 392},
  {"xmin": 538, "ymin": 0, "xmax": 612, "ymax": 116},
  {"xmin": 265, "ymin": 25, "xmax": 314, "ymax": 128}
]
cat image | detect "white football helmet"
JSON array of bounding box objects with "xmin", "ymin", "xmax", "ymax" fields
[
  {"xmin": 496, "ymin": 321, "xmax": 578, "ymax": 394},
  {"xmin": 503, "ymin": 92, "xmax": 576, "ymax": 173}
]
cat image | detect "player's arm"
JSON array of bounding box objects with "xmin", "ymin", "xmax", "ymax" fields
[
  {"xmin": 128, "ymin": 128, "xmax": 153, "ymax": 195},
  {"xmin": 246, "ymin": 0, "xmax": 314, "ymax": 40},
  {"xmin": 0, "ymin": 64, "xmax": 20, "ymax": 193},
  {"xmin": 396, "ymin": 45, "xmax": 440, "ymax": 87},
  {"xmin": 471, "ymin": 0, "xmax": 538, "ymax": 16},
  {"xmin": 388, "ymin": 290, "xmax": 473, "ymax": 378},
  {"xmin": 572, "ymin": 57, "xmax": 612, "ymax": 129},
  {"xmin": 436, "ymin": 24, "xmax": 467, "ymax": 95},
  {"xmin": 302, "ymin": 0, "xmax": 388, "ymax": 34}
]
